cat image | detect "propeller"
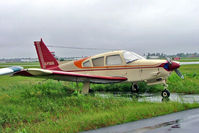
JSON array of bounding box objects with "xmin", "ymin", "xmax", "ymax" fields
[
  {"xmin": 175, "ymin": 69, "xmax": 184, "ymax": 79},
  {"xmin": 166, "ymin": 57, "xmax": 184, "ymax": 79},
  {"xmin": 166, "ymin": 57, "xmax": 172, "ymax": 65}
]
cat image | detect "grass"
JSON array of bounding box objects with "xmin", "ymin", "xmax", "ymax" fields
[
  {"xmin": 0, "ymin": 62, "xmax": 40, "ymax": 69},
  {"xmin": 167, "ymin": 64, "xmax": 199, "ymax": 94},
  {"xmin": 0, "ymin": 79, "xmax": 199, "ymax": 133},
  {"xmin": 22, "ymin": 101, "xmax": 199, "ymax": 133},
  {"xmin": 179, "ymin": 57, "xmax": 199, "ymax": 62}
]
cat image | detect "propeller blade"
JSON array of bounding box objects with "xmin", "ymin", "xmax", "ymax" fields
[
  {"xmin": 166, "ymin": 56, "xmax": 172, "ymax": 65},
  {"xmin": 174, "ymin": 69, "xmax": 184, "ymax": 79}
]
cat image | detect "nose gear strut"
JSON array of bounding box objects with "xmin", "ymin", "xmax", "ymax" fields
[
  {"xmin": 161, "ymin": 82, "xmax": 170, "ymax": 98},
  {"xmin": 131, "ymin": 83, "xmax": 139, "ymax": 93}
]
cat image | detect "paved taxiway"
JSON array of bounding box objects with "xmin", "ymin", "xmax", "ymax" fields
[
  {"xmin": 82, "ymin": 108, "xmax": 199, "ymax": 133},
  {"xmin": 180, "ymin": 62, "xmax": 199, "ymax": 65}
]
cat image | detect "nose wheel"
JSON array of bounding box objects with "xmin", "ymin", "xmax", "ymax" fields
[
  {"xmin": 161, "ymin": 89, "xmax": 170, "ymax": 98},
  {"xmin": 161, "ymin": 81, "xmax": 170, "ymax": 98}
]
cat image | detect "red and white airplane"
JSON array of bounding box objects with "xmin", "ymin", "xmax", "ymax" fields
[{"xmin": 0, "ymin": 39, "xmax": 184, "ymax": 98}]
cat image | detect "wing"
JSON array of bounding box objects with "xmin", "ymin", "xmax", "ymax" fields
[
  {"xmin": 13, "ymin": 68, "xmax": 127, "ymax": 83},
  {"xmin": 0, "ymin": 66, "xmax": 23, "ymax": 76},
  {"xmin": 180, "ymin": 62, "xmax": 199, "ymax": 65}
]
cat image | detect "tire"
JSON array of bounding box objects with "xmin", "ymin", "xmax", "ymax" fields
[
  {"xmin": 131, "ymin": 84, "xmax": 139, "ymax": 93},
  {"xmin": 161, "ymin": 89, "xmax": 170, "ymax": 98}
]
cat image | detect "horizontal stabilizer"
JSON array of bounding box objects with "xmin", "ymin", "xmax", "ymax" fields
[{"xmin": 0, "ymin": 66, "xmax": 23, "ymax": 76}]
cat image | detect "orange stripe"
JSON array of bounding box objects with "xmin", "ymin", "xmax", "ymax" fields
[
  {"xmin": 74, "ymin": 57, "xmax": 89, "ymax": 68},
  {"xmin": 74, "ymin": 57, "xmax": 163, "ymax": 69}
]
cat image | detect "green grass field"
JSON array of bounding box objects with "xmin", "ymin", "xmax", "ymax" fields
[
  {"xmin": 0, "ymin": 62, "xmax": 40, "ymax": 69},
  {"xmin": 179, "ymin": 57, "xmax": 199, "ymax": 62},
  {"xmin": 0, "ymin": 78, "xmax": 199, "ymax": 133},
  {"xmin": 167, "ymin": 64, "xmax": 199, "ymax": 93},
  {"xmin": 0, "ymin": 62, "xmax": 39, "ymax": 66},
  {"xmin": 0, "ymin": 64, "xmax": 199, "ymax": 132}
]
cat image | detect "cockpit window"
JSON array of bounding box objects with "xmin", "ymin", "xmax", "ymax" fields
[
  {"xmin": 123, "ymin": 51, "xmax": 145, "ymax": 64},
  {"xmin": 92, "ymin": 56, "xmax": 104, "ymax": 67},
  {"xmin": 106, "ymin": 54, "xmax": 122, "ymax": 65},
  {"xmin": 83, "ymin": 60, "xmax": 91, "ymax": 67}
]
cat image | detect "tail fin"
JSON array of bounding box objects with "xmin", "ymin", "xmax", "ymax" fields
[{"xmin": 34, "ymin": 39, "xmax": 59, "ymax": 69}]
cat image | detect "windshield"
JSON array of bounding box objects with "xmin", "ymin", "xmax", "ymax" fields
[{"xmin": 123, "ymin": 51, "xmax": 145, "ymax": 63}]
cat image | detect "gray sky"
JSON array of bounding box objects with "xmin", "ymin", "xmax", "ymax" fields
[{"xmin": 0, "ymin": 0, "xmax": 199, "ymax": 58}]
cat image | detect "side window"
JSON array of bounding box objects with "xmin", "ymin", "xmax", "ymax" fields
[
  {"xmin": 92, "ymin": 57, "xmax": 104, "ymax": 67},
  {"xmin": 106, "ymin": 54, "xmax": 122, "ymax": 65},
  {"xmin": 83, "ymin": 60, "xmax": 91, "ymax": 67}
]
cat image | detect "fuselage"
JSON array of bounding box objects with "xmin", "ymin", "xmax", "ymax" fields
[
  {"xmin": 52, "ymin": 50, "xmax": 173, "ymax": 84},
  {"xmin": 28, "ymin": 39, "xmax": 182, "ymax": 96}
]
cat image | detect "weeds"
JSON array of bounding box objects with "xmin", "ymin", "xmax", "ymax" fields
[{"xmin": 0, "ymin": 78, "xmax": 199, "ymax": 132}]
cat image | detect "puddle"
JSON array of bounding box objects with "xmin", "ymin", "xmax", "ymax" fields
[
  {"xmin": 133, "ymin": 119, "xmax": 180, "ymax": 133},
  {"xmin": 138, "ymin": 93, "xmax": 199, "ymax": 103},
  {"xmin": 95, "ymin": 92, "xmax": 199, "ymax": 103},
  {"xmin": 133, "ymin": 113, "xmax": 199, "ymax": 133}
]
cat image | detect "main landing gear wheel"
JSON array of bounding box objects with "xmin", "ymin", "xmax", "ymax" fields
[
  {"xmin": 131, "ymin": 83, "xmax": 139, "ymax": 93},
  {"xmin": 161, "ymin": 89, "xmax": 170, "ymax": 98}
]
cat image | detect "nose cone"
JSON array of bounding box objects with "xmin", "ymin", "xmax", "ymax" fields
[{"xmin": 170, "ymin": 61, "xmax": 180, "ymax": 70}]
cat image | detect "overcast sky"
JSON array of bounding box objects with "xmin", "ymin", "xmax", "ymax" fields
[{"xmin": 0, "ymin": 0, "xmax": 199, "ymax": 58}]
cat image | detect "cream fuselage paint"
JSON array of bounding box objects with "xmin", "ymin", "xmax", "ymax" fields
[
  {"xmin": 58, "ymin": 51, "xmax": 170, "ymax": 84},
  {"xmin": 137, "ymin": 59, "xmax": 170, "ymax": 81}
]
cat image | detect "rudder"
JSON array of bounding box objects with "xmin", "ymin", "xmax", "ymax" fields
[{"xmin": 34, "ymin": 39, "xmax": 59, "ymax": 69}]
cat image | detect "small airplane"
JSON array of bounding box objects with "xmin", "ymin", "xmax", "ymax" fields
[{"xmin": 0, "ymin": 39, "xmax": 184, "ymax": 98}]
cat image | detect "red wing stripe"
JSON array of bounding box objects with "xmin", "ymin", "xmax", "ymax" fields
[
  {"xmin": 52, "ymin": 71, "xmax": 127, "ymax": 81},
  {"xmin": 14, "ymin": 69, "xmax": 127, "ymax": 81},
  {"xmin": 13, "ymin": 70, "xmax": 33, "ymax": 76}
]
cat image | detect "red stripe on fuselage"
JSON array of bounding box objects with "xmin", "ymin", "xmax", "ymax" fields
[{"xmin": 65, "ymin": 66, "xmax": 161, "ymax": 72}]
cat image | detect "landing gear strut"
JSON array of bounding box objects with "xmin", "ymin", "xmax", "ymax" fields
[
  {"xmin": 82, "ymin": 82, "xmax": 90, "ymax": 94},
  {"xmin": 161, "ymin": 82, "xmax": 170, "ymax": 98},
  {"xmin": 131, "ymin": 83, "xmax": 139, "ymax": 93}
]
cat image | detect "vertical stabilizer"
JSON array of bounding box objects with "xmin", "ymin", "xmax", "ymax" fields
[{"xmin": 34, "ymin": 39, "xmax": 59, "ymax": 69}]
